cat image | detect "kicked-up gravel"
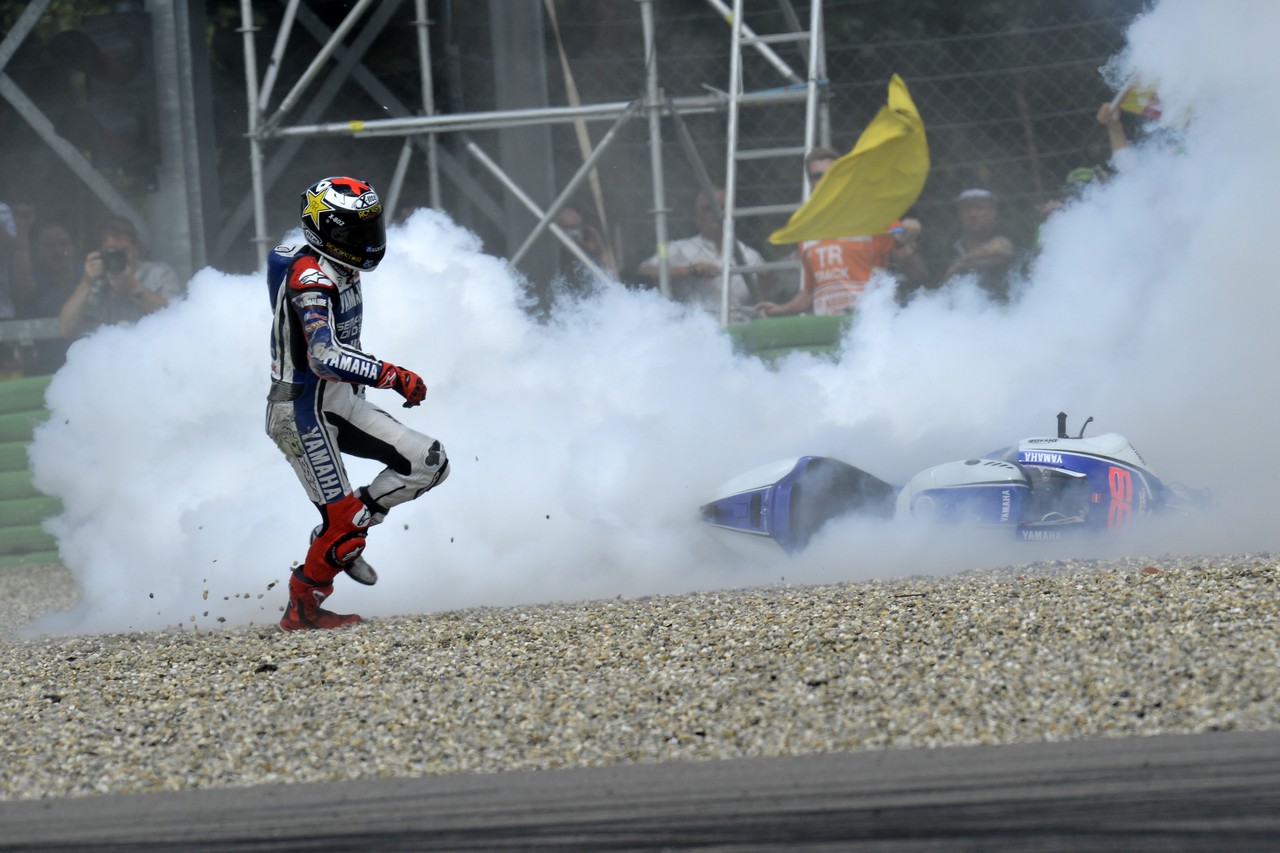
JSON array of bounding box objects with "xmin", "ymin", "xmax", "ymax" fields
[{"xmin": 1, "ymin": 554, "xmax": 1278, "ymax": 801}]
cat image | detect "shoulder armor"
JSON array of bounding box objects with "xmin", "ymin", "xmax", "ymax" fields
[{"xmin": 288, "ymin": 254, "xmax": 335, "ymax": 291}]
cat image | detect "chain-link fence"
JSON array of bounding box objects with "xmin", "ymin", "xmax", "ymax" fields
[
  {"xmin": 0, "ymin": 1, "xmax": 1147, "ymax": 285},
  {"xmin": 531, "ymin": 0, "xmax": 1146, "ymax": 284}
]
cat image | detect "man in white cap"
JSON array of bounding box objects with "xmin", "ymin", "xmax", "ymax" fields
[{"xmin": 942, "ymin": 188, "xmax": 1019, "ymax": 300}]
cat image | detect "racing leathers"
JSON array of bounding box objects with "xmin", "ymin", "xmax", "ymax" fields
[{"xmin": 265, "ymin": 244, "xmax": 449, "ymax": 627}]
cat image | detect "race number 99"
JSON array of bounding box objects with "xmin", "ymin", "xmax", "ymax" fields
[{"xmin": 1108, "ymin": 467, "xmax": 1133, "ymax": 530}]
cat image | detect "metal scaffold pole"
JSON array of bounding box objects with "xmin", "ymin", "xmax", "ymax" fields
[
  {"xmin": 639, "ymin": 0, "xmax": 671, "ymax": 299},
  {"xmin": 240, "ymin": 0, "xmax": 271, "ymax": 267},
  {"xmin": 234, "ymin": 0, "xmax": 813, "ymax": 281},
  {"xmin": 716, "ymin": 0, "xmax": 826, "ymax": 325},
  {"xmin": 414, "ymin": 0, "xmax": 442, "ymax": 210},
  {"xmin": 718, "ymin": 0, "xmax": 746, "ymax": 327}
]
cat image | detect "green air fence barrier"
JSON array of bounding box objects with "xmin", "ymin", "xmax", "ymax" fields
[
  {"xmin": 0, "ymin": 441, "xmax": 29, "ymax": 472},
  {"xmin": 724, "ymin": 315, "xmax": 852, "ymax": 363},
  {"xmin": 0, "ymin": 469, "xmax": 42, "ymax": 501},
  {"xmin": 0, "ymin": 551, "xmax": 61, "ymax": 569},
  {"xmin": 0, "ymin": 410, "xmax": 50, "ymax": 444},
  {"xmin": 0, "ymin": 376, "xmax": 61, "ymax": 567},
  {"xmin": 0, "ymin": 524, "xmax": 58, "ymax": 556},
  {"xmin": 0, "ymin": 496, "xmax": 62, "ymax": 527},
  {"xmin": 0, "ymin": 375, "xmax": 54, "ymax": 416}
]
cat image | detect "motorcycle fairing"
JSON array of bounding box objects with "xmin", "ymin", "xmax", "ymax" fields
[
  {"xmin": 699, "ymin": 456, "xmax": 897, "ymax": 555},
  {"xmin": 1010, "ymin": 433, "xmax": 1163, "ymax": 538}
]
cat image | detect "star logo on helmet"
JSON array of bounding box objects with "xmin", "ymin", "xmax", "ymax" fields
[{"xmin": 302, "ymin": 189, "xmax": 333, "ymax": 227}]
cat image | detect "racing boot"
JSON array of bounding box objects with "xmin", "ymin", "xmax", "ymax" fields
[
  {"xmin": 304, "ymin": 491, "xmax": 379, "ymax": 587},
  {"xmin": 279, "ymin": 570, "xmax": 362, "ymax": 631},
  {"xmin": 308, "ymin": 488, "xmax": 383, "ymax": 586},
  {"xmin": 308, "ymin": 526, "xmax": 376, "ymax": 584}
]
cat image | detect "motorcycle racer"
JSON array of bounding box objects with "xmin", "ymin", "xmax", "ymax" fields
[{"xmin": 265, "ymin": 176, "xmax": 449, "ymax": 631}]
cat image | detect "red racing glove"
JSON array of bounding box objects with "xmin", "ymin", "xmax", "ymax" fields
[{"xmin": 376, "ymin": 362, "xmax": 427, "ymax": 408}]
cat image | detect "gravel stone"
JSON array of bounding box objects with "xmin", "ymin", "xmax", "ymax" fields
[{"xmin": 2, "ymin": 555, "xmax": 1278, "ymax": 801}]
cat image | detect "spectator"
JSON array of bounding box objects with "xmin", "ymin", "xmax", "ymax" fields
[
  {"xmin": 757, "ymin": 148, "xmax": 927, "ymax": 317},
  {"xmin": 754, "ymin": 256, "xmax": 800, "ymax": 307},
  {"xmin": 58, "ymin": 216, "xmax": 182, "ymax": 338},
  {"xmin": 1096, "ymin": 101, "xmax": 1129, "ymax": 155},
  {"xmin": 12, "ymin": 216, "xmax": 81, "ymax": 320},
  {"xmin": 1037, "ymin": 166, "xmax": 1107, "ymax": 231},
  {"xmin": 555, "ymin": 205, "xmax": 616, "ymax": 278},
  {"xmin": 7, "ymin": 213, "xmax": 80, "ymax": 374},
  {"xmin": 636, "ymin": 188, "xmax": 772, "ymax": 324},
  {"xmin": 1035, "ymin": 98, "xmax": 1127, "ymax": 233},
  {"xmin": 940, "ymin": 188, "xmax": 1019, "ymax": 302}
]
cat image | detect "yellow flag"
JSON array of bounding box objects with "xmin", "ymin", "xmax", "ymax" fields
[
  {"xmin": 769, "ymin": 74, "xmax": 929, "ymax": 245},
  {"xmin": 1118, "ymin": 84, "xmax": 1163, "ymax": 120}
]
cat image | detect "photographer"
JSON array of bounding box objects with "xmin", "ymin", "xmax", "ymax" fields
[{"xmin": 59, "ymin": 217, "xmax": 181, "ymax": 338}]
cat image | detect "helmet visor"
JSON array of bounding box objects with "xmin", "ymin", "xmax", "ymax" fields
[{"xmin": 327, "ymin": 215, "xmax": 386, "ymax": 270}]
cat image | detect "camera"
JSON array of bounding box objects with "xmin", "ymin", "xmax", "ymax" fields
[{"xmin": 102, "ymin": 247, "xmax": 129, "ymax": 275}]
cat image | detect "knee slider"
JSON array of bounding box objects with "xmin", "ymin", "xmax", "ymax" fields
[
  {"xmin": 330, "ymin": 531, "xmax": 368, "ymax": 567},
  {"xmin": 414, "ymin": 440, "xmax": 449, "ymax": 496},
  {"xmin": 308, "ymin": 492, "xmax": 373, "ymax": 573}
]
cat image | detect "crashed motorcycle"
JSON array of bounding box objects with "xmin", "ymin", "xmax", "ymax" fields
[{"xmin": 699, "ymin": 413, "xmax": 1209, "ymax": 556}]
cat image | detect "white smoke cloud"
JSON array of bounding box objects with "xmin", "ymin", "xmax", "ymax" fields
[{"xmin": 25, "ymin": 0, "xmax": 1280, "ymax": 634}]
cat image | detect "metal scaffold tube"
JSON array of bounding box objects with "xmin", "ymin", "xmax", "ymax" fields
[
  {"xmin": 260, "ymin": 0, "xmax": 378, "ymax": 134},
  {"xmin": 464, "ymin": 139, "xmax": 607, "ymax": 281},
  {"xmin": 809, "ymin": 1, "xmax": 831, "ymax": 156},
  {"xmin": 240, "ymin": 0, "xmax": 271, "ymax": 265},
  {"xmin": 702, "ymin": 0, "xmax": 803, "ymax": 86},
  {"xmin": 269, "ymin": 86, "xmax": 806, "ymax": 140},
  {"xmin": 717, "ymin": 0, "xmax": 746, "ymax": 327},
  {"xmin": 414, "ymin": 0, "xmax": 442, "ymax": 210},
  {"xmin": 0, "ymin": 0, "xmax": 147, "ymax": 238},
  {"xmin": 640, "ymin": 0, "xmax": 670, "ymax": 298},
  {"xmin": 257, "ymin": 0, "xmax": 301, "ymax": 112},
  {"xmin": 510, "ymin": 101, "xmax": 641, "ymax": 268},
  {"xmin": 236, "ymin": 0, "xmax": 823, "ymax": 287}
]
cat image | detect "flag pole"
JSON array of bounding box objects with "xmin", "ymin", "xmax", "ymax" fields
[{"xmin": 1110, "ymin": 78, "xmax": 1136, "ymax": 113}]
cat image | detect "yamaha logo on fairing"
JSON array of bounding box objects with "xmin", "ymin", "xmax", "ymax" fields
[
  {"xmin": 1001, "ymin": 489, "xmax": 1012, "ymax": 522},
  {"xmin": 1021, "ymin": 451, "xmax": 1064, "ymax": 465},
  {"xmin": 1020, "ymin": 529, "xmax": 1063, "ymax": 541}
]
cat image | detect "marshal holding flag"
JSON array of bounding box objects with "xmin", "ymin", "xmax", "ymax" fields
[
  {"xmin": 1111, "ymin": 75, "xmax": 1194, "ymax": 130},
  {"xmin": 769, "ymin": 74, "xmax": 930, "ymax": 246},
  {"xmin": 1114, "ymin": 78, "xmax": 1163, "ymax": 120}
]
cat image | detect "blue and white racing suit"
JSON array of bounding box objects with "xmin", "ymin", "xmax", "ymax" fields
[{"xmin": 264, "ymin": 244, "xmax": 448, "ymax": 518}]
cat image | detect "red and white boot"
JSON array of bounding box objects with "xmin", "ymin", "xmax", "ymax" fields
[
  {"xmin": 307, "ymin": 491, "xmax": 380, "ymax": 586},
  {"xmin": 280, "ymin": 492, "xmax": 378, "ymax": 631},
  {"xmin": 279, "ymin": 571, "xmax": 362, "ymax": 631}
]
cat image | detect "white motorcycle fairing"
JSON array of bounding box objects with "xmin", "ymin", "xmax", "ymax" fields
[{"xmin": 699, "ymin": 414, "xmax": 1206, "ymax": 556}]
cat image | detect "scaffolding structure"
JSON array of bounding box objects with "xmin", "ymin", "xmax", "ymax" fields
[
  {"xmin": 717, "ymin": 0, "xmax": 826, "ymax": 324},
  {"xmin": 0, "ymin": 0, "xmax": 211, "ymax": 347},
  {"xmin": 0, "ymin": 0, "xmax": 211, "ymax": 275},
  {"xmin": 1, "ymin": 1, "xmax": 1142, "ymax": 361},
  {"xmin": 236, "ymin": 0, "xmax": 827, "ymax": 302}
]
